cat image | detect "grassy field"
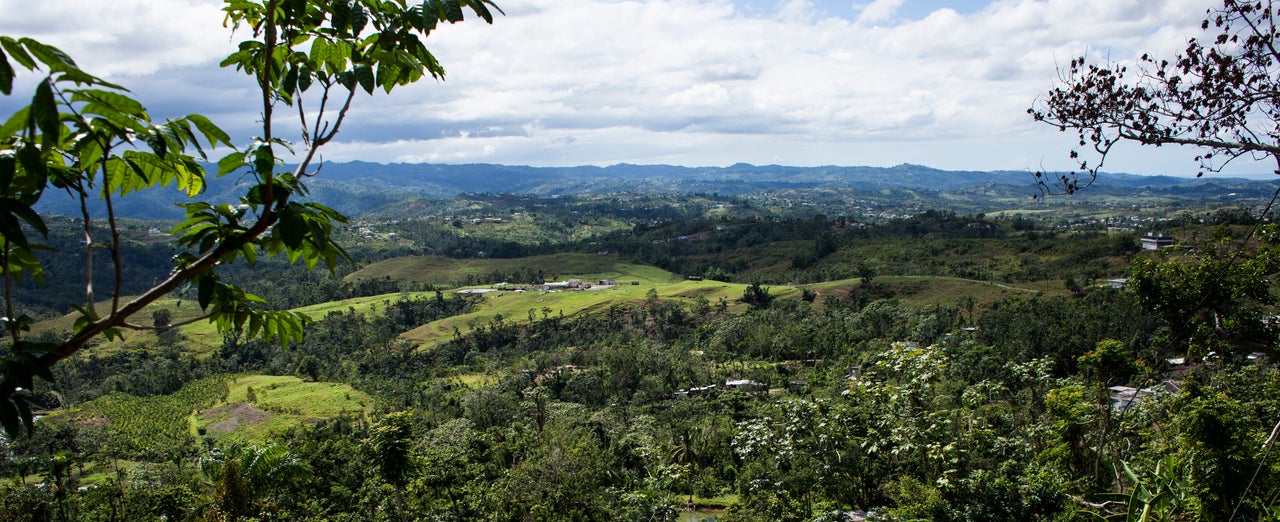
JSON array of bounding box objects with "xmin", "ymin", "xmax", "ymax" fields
[
  {"xmin": 344, "ymin": 253, "xmax": 681, "ymax": 285},
  {"xmin": 807, "ymin": 275, "xmax": 1062, "ymax": 310},
  {"xmin": 194, "ymin": 375, "xmax": 373, "ymax": 441},
  {"xmin": 47, "ymin": 374, "xmax": 371, "ymax": 447},
  {"xmin": 400, "ymin": 279, "xmax": 801, "ymax": 349},
  {"xmin": 449, "ymin": 372, "xmax": 502, "ymax": 388},
  {"xmin": 30, "ymin": 297, "xmax": 223, "ymax": 357}
]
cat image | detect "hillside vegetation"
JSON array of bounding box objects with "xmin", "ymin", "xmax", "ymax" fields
[{"xmin": 6, "ymin": 187, "xmax": 1280, "ymax": 521}]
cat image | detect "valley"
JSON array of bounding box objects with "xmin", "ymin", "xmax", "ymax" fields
[{"xmin": 4, "ymin": 175, "xmax": 1278, "ymax": 520}]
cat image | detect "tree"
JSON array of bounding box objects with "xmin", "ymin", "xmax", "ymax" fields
[
  {"xmin": 0, "ymin": 0, "xmax": 502, "ymax": 435},
  {"xmin": 1030, "ymin": 0, "xmax": 1280, "ymax": 194},
  {"xmin": 1129, "ymin": 228, "xmax": 1280, "ymax": 359},
  {"xmin": 741, "ymin": 282, "xmax": 773, "ymax": 309},
  {"xmin": 199, "ymin": 442, "xmax": 312, "ymax": 517}
]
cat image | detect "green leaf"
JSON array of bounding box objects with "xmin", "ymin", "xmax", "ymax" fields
[
  {"xmin": 79, "ymin": 105, "xmax": 139, "ymax": 139},
  {"xmin": 184, "ymin": 113, "xmax": 232, "ymax": 149},
  {"xmin": 0, "ymin": 106, "xmax": 28, "ymax": 138},
  {"xmin": 463, "ymin": 0, "xmax": 497, "ymax": 23},
  {"xmin": 376, "ymin": 61, "xmax": 402, "ymax": 93},
  {"xmin": 247, "ymin": 313, "xmax": 262, "ymax": 340},
  {"xmin": 13, "ymin": 397, "xmax": 32, "ymax": 435},
  {"xmin": 199, "ymin": 231, "xmax": 219, "ymax": 254},
  {"xmin": 326, "ymin": 40, "xmax": 351, "ymax": 75},
  {"xmin": 4, "ymin": 199, "xmax": 46, "ymax": 237},
  {"xmin": 197, "ymin": 275, "xmax": 217, "ymax": 310},
  {"xmin": 31, "ymin": 78, "xmax": 61, "ymax": 141},
  {"xmin": 350, "ymin": 2, "xmax": 368, "ymax": 35},
  {"xmin": 0, "ymin": 151, "xmax": 14, "ymax": 194},
  {"xmin": 0, "ymin": 400, "xmax": 22, "ymax": 438},
  {"xmin": 0, "ymin": 51, "xmax": 13, "ymax": 96},
  {"xmin": 19, "ymin": 38, "xmax": 77, "ymax": 72},
  {"xmin": 155, "ymin": 122, "xmax": 184, "ymax": 155},
  {"xmin": 0, "ymin": 37, "xmax": 36, "ymax": 70},
  {"xmin": 282, "ymin": 64, "xmax": 300, "ymax": 97},
  {"xmin": 14, "ymin": 145, "xmax": 48, "ymax": 197},
  {"xmin": 297, "ymin": 64, "xmax": 314, "ymax": 91},
  {"xmin": 353, "ymin": 64, "xmax": 375, "ymax": 94},
  {"xmin": 276, "ymin": 207, "xmax": 306, "ymax": 250},
  {"xmin": 4, "ymin": 243, "xmax": 44, "ymax": 285},
  {"xmin": 71, "ymin": 88, "xmax": 145, "ymax": 116},
  {"xmin": 0, "ymin": 199, "xmax": 35, "ymax": 249},
  {"xmin": 240, "ymin": 243, "xmax": 258, "ymax": 266},
  {"xmin": 253, "ymin": 143, "xmax": 275, "ymax": 176},
  {"xmin": 332, "ymin": 0, "xmax": 351, "ymax": 34},
  {"xmin": 309, "ymin": 37, "xmax": 332, "ymax": 71},
  {"xmin": 422, "ymin": 0, "xmax": 440, "ymax": 33},
  {"xmin": 217, "ymin": 151, "xmax": 248, "ymax": 177},
  {"xmin": 441, "ymin": 0, "xmax": 464, "ymax": 23}
]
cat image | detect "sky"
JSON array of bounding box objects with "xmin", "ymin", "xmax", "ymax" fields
[{"xmin": 0, "ymin": 0, "xmax": 1272, "ymax": 177}]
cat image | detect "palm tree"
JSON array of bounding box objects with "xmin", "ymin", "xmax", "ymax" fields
[{"xmin": 199, "ymin": 442, "xmax": 312, "ymax": 520}]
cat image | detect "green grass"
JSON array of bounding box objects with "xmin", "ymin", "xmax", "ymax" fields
[
  {"xmin": 806, "ymin": 275, "xmax": 1063, "ymax": 310},
  {"xmin": 31, "ymin": 297, "xmax": 222, "ymax": 358},
  {"xmin": 687, "ymin": 493, "xmax": 739, "ymax": 509},
  {"xmin": 45, "ymin": 374, "xmax": 372, "ymax": 452},
  {"xmin": 401, "ymin": 279, "xmax": 799, "ymax": 349},
  {"xmin": 452, "ymin": 213, "xmax": 633, "ymax": 244},
  {"xmin": 195, "ymin": 375, "xmax": 373, "ymax": 442},
  {"xmin": 48, "ymin": 375, "xmax": 233, "ymax": 457},
  {"xmin": 450, "ymin": 372, "xmax": 502, "ymax": 388},
  {"xmin": 345, "ymin": 253, "xmax": 681, "ymax": 285}
]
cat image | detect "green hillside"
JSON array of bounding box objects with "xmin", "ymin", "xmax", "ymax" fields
[
  {"xmin": 345, "ymin": 253, "xmax": 679, "ymax": 285},
  {"xmin": 401, "ymin": 279, "xmax": 800, "ymax": 349},
  {"xmin": 195, "ymin": 375, "xmax": 373, "ymax": 441},
  {"xmin": 47, "ymin": 374, "xmax": 371, "ymax": 449}
]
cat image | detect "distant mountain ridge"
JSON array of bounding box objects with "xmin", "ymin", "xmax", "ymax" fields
[
  {"xmin": 318, "ymin": 161, "xmax": 1207, "ymax": 193},
  {"xmin": 35, "ymin": 161, "xmax": 1275, "ymax": 219}
]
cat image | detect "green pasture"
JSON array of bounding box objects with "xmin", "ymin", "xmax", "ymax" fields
[
  {"xmin": 402, "ymin": 279, "xmax": 800, "ymax": 349},
  {"xmin": 344, "ymin": 253, "xmax": 680, "ymax": 285},
  {"xmin": 195, "ymin": 375, "xmax": 373, "ymax": 441},
  {"xmin": 30, "ymin": 297, "xmax": 222, "ymax": 357},
  {"xmin": 449, "ymin": 372, "xmax": 502, "ymax": 388},
  {"xmin": 453, "ymin": 212, "xmax": 633, "ymax": 244},
  {"xmin": 45, "ymin": 374, "xmax": 371, "ymax": 450},
  {"xmin": 806, "ymin": 275, "xmax": 1063, "ymax": 310}
]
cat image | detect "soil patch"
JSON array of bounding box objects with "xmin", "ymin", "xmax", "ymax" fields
[
  {"xmin": 74, "ymin": 416, "xmax": 111, "ymax": 428},
  {"xmin": 201, "ymin": 402, "xmax": 272, "ymax": 435}
]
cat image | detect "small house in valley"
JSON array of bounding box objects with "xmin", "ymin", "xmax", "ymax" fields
[{"xmin": 1140, "ymin": 232, "xmax": 1175, "ymax": 250}]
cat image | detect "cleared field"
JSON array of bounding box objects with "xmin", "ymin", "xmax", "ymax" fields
[
  {"xmin": 195, "ymin": 375, "xmax": 373, "ymax": 441},
  {"xmin": 31, "ymin": 297, "xmax": 223, "ymax": 357},
  {"xmin": 344, "ymin": 253, "xmax": 681, "ymax": 285},
  {"xmin": 806, "ymin": 275, "xmax": 1063, "ymax": 310},
  {"xmin": 47, "ymin": 374, "xmax": 371, "ymax": 447},
  {"xmin": 450, "ymin": 372, "xmax": 502, "ymax": 388},
  {"xmin": 401, "ymin": 279, "xmax": 800, "ymax": 349}
]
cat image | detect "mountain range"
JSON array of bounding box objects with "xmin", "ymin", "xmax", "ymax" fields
[{"xmin": 35, "ymin": 161, "xmax": 1279, "ymax": 220}]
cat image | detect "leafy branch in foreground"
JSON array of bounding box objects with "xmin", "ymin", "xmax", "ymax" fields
[
  {"xmin": 1030, "ymin": 0, "xmax": 1280, "ymax": 194},
  {"xmin": 0, "ymin": 0, "xmax": 501, "ymax": 436}
]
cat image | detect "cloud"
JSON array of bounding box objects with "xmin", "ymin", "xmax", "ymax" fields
[
  {"xmin": 0, "ymin": 0, "xmax": 1261, "ymax": 176},
  {"xmin": 0, "ymin": 0, "xmax": 232, "ymax": 78},
  {"xmin": 856, "ymin": 0, "xmax": 905, "ymax": 25}
]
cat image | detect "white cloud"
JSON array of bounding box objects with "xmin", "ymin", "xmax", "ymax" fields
[
  {"xmin": 776, "ymin": 0, "xmax": 819, "ymax": 23},
  {"xmin": 0, "ymin": 0, "xmax": 232, "ymax": 78},
  {"xmin": 856, "ymin": 0, "xmax": 905, "ymax": 25},
  {"xmin": 0, "ymin": 0, "xmax": 1264, "ymax": 176}
]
